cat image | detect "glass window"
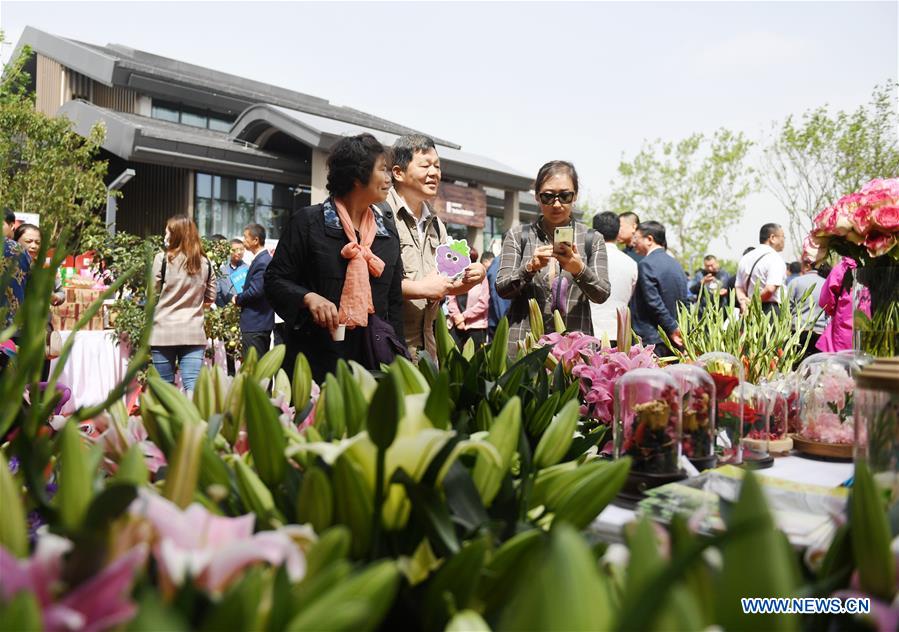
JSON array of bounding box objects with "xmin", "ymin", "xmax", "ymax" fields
[
  {"xmin": 196, "ymin": 173, "xmax": 212, "ymax": 199},
  {"xmin": 180, "ymin": 109, "xmax": 207, "ymax": 128},
  {"xmin": 196, "ymin": 173, "xmax": 300, "ymax": 240},
  {"xmin": 256, "ymin": 182, "xmax": 273, "ymax": 207},
  {"xmin": 236, "ymin": 180, "xmax": 255, "ymax": 204},
  {"xmin": 208, "ymin": 116, "xmax": 233, "ymax": 132},
  {"xmin": 235, "ymin": 200, "xmax": 254, "ymax": 235},
  {"xmin": 151, "ymin": 102, "xmax": 179, "ymax": 123},
  {"xmin": 195, "ymin": 198, "xmax": 212, "ymax": 236}
]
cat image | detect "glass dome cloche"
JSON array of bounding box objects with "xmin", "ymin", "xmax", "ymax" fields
[
  {"xmin": 696, "ymin": 352, "xmax": 744, "ymax": 465},
  {"xmin": 614, "ymin": 368, "xmax": 682, "ymax": 476},
  {"xmin": 796, "ymin": 354, "xmax": 861, "ymax": 459},
  {"xmin": 854, "ymin": 358, "xmax": 899, "ymax": 503},
  {"xmin": 665, "ymin": 364, "xmax": 716, "ymax": 471},
  {"xmin": 739, "ymin": 382, "xmax": 773, "ymax": 469}
]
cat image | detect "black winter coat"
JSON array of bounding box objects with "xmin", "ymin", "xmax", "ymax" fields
[{"xmin": 264, "ymin": 200, "xmax": 405, "ymax": 383}]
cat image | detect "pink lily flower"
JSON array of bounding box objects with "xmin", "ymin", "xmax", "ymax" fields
[
  {"xmin": 538, "ymin": 331, "xmax": 601, "ymax": 367},
  {"xmin": 0, "ymin": 534, "xmax": 146, "ymax": 632},
  {"xmin": 129, "ymin": 489, "xmax": 309, "ymax": 597},
  {"xmin": 91, "ymin": 414, "xmax": 167, "ymax": 474}
]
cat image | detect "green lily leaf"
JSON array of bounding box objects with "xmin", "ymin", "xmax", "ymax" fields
[
  {"xmin": 498, "ymin": 525, "xmax": 612, "ymax": 631},
  {"xmin": 715, "ymin": 472, "xmax": 798, "ymax": 631},
  {"xmin": 425, "ymin": 371, "xmax": 452, "ymax": 430},
  {"xmin": 244, "ymin": 379, "xmax": 288, "ymax": 487},
  {"xmin": 324, "ymin": 374, "xmax": 347, "ymax": 438},
  {"xmin": 850, "ymin": 460, "xmax": 896, "ymax": 601},
  {"xmin": 56, "ymin": 420, "xmax": 95, "ymax": 531},
  {"xmin": 162, "ymin": 420, "xmax": 205, "ymax": 509},
  {"xmin": 488, "ymin": 317, "xmax": 510, "ymax": 378},
  {"xmin": 422, "ymin": 536, "xmax": 488, "ymax": 630},
  {"xmin": 285, "ymin": 560, "xmax": 400, "ymax": 632},
  {"xmin": 293, "ymin": 353, "xmax": 313, "ymax": 415},
  {"xmin": 297, "ymin": 466, "xmax": 334, "ymax": 534},
  {"xmin": 367, "ymin": 369, "xmax": 403, "ymax": 451},
  {"xmin": 0, "ymin": 451, "xmax": 28, "ymax": 557}
]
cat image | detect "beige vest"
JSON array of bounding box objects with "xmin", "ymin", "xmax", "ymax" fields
[{"xmin": 385, "ymin": 188, "xmax": 446, "ymax": 359}]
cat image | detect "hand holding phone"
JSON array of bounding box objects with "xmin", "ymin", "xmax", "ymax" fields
[{"xmin": 554, "ymin": 227, "xmax": 574, "ymax": 246}]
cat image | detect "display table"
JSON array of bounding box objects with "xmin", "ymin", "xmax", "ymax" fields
[
  {"xmin": 590, "ymin": 456, "xmax": 854, "ymax": 543},
  {"xmin": 48, "ymin": 330, "xmax": 130, "ymax": 415}
]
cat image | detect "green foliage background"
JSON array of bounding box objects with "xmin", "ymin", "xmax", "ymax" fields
[{"xmin": 0, "ymin": 36, "xmax": 110, "ymax": 250}]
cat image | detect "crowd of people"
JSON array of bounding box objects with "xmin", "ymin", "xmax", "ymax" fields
[{"xmin": 0, "ymin": 132, "xmax": 863, "ymax": 390}]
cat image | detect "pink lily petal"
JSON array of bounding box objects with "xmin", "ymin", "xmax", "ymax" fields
[
  {"xmin": 55, "ymin": 545, "xmax": 147, "ymax": 632},
  {"xmin": 201, "ymin": 530, "xmax": 305, "ymax": 594}
]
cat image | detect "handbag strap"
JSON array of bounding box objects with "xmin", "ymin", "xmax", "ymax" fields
[{"xmin": 743, "ymin": 251, "xmax": 771, "ymax": 295}]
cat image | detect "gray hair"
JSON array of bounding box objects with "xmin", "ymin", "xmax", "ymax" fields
[{"xmin": 389, "ymin": 134, "xmax": 437, "ymax": 173}]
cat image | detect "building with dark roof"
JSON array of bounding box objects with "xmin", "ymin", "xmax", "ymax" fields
[{"xmin": 11, "ymin": 26, "xmax": 538, "ymax": 249}]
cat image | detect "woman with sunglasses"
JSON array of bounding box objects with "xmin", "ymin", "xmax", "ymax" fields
[{"xmin": 496, "ymin": 160, "xmax": 610, "ymax": 356}]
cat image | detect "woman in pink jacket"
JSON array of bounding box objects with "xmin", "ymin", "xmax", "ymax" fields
[
  {"xmin": 816, "ymin": 257, "xmax": 870, "ymax": 352},
  {"xmin": 448, "ymin": 249, "xmax": 491, "ymax": 349}
]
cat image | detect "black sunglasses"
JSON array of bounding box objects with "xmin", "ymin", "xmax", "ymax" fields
[{"xmin": 538, "ymin": 190, "xmax": 576, "ymax": 205}]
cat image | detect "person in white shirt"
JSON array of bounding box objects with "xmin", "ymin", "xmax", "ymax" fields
[
  {"xmin": 590, "ymin": 212, "xmax": 637, "ymax": 346},
  {"xmin": 735, "ymin": 223, "xmax": 787, "ymax": 315}
]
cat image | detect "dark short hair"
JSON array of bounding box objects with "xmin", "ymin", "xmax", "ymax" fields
[
  {"xmin": 389, "ymin": 134, "xmax": 437, "ymax": 173},
  {"xmin": 480, "ymin": 251, "xmax": 495, "ymax": 264},
  {"xmin": 619, "ymin": 211, "xmax": 640, "ymax": 225},
  {"xmin": 230, "ymin": 238, "xmax": 244, "ymax": 247},
  {"xmin": 636, "ymin": 220, "xmax": 666, "ymax": 247},
  {"xmin": 243, "ymin": 223, "xmax": 266, "ymax": 244},
  {"xmin": 593, "ymin": 211, "xmax": 620, "ymax": 242},
  {"xmin": 209, "ymin": 234, "xmax": 227, "ymax": 241},
  {"xmin": 703, "ymin": 254, "xmax": 717, "ymax": 262},
  {"xmin": 742, "ymin": 246, "xmax": 756, "ymax": 255},
  {"xmin": 13, "ymin": 223, "xmax": 39, "ymax": 242},
  {"xmin": 3, "ymin": 209, "xmax": 15, "ymax": 226},
  {"xmin": 535, "ymin": 160, "xmax": 578, "ymax": 193},
  {"xmin": 326, "ymin": 133, "xmax": 386, "ymax": 197},
  {"xmin": 788, "ymin": 261, "xmax": 801, "ymax": 274},
  {"xmin": 759, "ymin": 223, "xmax": 781, "ymax": 244}
]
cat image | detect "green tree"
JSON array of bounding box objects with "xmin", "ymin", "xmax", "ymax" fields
[
  {"xmin": 607, "ymin": 129, "xmax": 757, "ymax": 268},
  {"xmin": 0, "ymin": 33, "xmax": 109, "ymax": 249},
  {"xmin": 763, "ymin": 82, "xmax": 899, "ymax": 254}
]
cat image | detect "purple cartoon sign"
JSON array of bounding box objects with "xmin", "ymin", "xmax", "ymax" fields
[{"xmin": 436, "ymin": 238, "xmax": 471, "ymax": 279}]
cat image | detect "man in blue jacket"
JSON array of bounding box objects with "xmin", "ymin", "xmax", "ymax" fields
[
  {"xmin": 629, "ymin": 221, "xmax": 686, "ymax": 358},
  {"xmin": 234, "ymin": 223, "xmax": 274, "ymax": 360}
]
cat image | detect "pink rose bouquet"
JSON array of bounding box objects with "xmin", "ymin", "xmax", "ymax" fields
[
  {"xmin": 811, "ymin": 177, "xmax": 899, "ymax": 263},
  {"xmin": 810, "ymin": 177, "xmax": 899, "ymax": 357}
]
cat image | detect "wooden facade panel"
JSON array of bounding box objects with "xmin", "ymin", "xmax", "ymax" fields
[
  {"xmin": 115, "ymin": 163, "xmax": 192, "ymax": 236},
  {"xmin": 92, "ymin": 81, "xmax": 138, "ymax": 113},
  {"xmin": 35, "ymin": 54, "xmax": 64, "ymax": 116}
]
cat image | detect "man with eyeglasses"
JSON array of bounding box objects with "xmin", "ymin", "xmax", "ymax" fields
[{"xmin": 380, "ymin": 134, "xmax": 486, "ymax": 360}]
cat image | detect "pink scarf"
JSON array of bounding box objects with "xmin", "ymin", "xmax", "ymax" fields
[{"xmin": 332, "ymin": 198, "xmax": 385, "ymax": 328}]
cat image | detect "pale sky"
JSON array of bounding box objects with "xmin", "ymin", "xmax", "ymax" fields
[{"xmin": 2, "ymin": 1, "xmax": 897, "ymax": 264}]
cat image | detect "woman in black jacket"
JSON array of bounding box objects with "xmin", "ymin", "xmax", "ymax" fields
[{"xmin": 264, "ymin": 134, "xmax": 405, "ymax": 383}]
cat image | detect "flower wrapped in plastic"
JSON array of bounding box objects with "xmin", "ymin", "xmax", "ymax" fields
[
  {"xmin": 614, "ymin": 369, "xmax": 682, "ymax": 475},
  {"xmin": 665, "ymin": 364, "xmax": 716, "ymax": 470},
  {"xmin": 696, "ymin": 352, "xmax": 744, "ymax": 465}
]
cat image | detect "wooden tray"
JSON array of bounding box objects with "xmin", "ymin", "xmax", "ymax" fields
[{"xmin": 791, "ymin": 434, "xmax": 853, "ymax": 461}]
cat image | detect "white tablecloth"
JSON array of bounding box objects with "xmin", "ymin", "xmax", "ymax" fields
[
  {"xmin": 49, "ymin": 330, "xmax": 130, "ymax": 414},
  {"xmin": 590, "ymin": 456, "xmax": 854, "ymax": 542}
]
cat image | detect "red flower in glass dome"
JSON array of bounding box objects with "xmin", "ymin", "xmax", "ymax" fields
[{"xmin": 710, "ymin": 373, "xmax": 739, "ymax": 400}]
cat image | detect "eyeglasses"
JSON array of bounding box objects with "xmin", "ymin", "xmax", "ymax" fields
[{"xmin": 538, "ymin": 190, "xmax": 575, "ymax": 205}]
